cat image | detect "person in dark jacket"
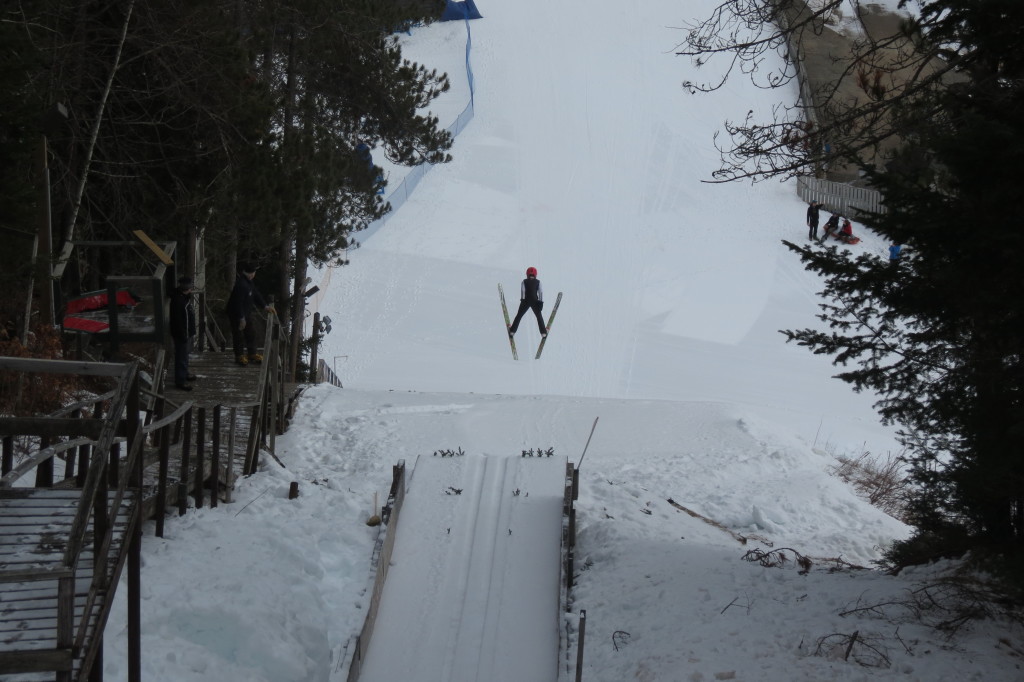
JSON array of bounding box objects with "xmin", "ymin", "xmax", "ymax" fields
[
  {"xmin": 508, "ymin": 266, "xmax": 547, "ymax": 338},
  {"xmin": 806, "ymin": 200, "xmax": 822, "ymax": 240},
  {"xmin": 226, "ymin": 263, "xmax": 273, "ymax": 366},
  {"xmin": 169, "ymin": 276, "xmax": 197, "ymax": 390},
  {"xmin": 819, "ymin": 213, "xmax": 841, "ymax": 244}
]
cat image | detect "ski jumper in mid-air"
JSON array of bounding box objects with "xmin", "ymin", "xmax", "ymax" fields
[{"xmin": 509, "ymin": 267, "xmax": 547, "ymax": 338}]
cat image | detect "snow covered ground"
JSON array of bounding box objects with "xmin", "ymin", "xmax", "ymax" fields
[{"xmin": 96, "ymin": 0, "xmax": 1023, "ymax": 680}]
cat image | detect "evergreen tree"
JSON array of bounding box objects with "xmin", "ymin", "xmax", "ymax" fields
[
  {"xmin": 779, "ymin": 0, "xmax": 1024, "ymax": 566},
  {"xmin": 0, "ymin": 0, "xmax": 452, "ymax": 349},
  {"xmin": 0, "ymin": 6, "xmax": 50, "ymax": 304}
]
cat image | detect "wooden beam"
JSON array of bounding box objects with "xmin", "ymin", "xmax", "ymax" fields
[
  {"xmin": 0, "ymin": 417, "xmax": 104, "ymax": 438},
  {"xmin": 0, "ymin": 438, "xmax": 93, "ymax": 487},
  {"xmin": 0, "ymin": 357, "xmax": 129, "ymax": 377},
  {"xmin": 131, "ymin": 229, "xmax": 174, "ymax": 265},
  {"xmin": 0, "ymin": 565, "xmax": 75, "ymax": 581},
  {"xmin": 0, "ymin": 648, "xmax": 74, "ymax": 673}
]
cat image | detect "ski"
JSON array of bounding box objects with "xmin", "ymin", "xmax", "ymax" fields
[
  {"xmin": 498, "ymin": 283, "xmax": 518, "ymax": 360},
  {"xmin": 535, "ymin": 291, "xmax": 562, "ymax": 359}
]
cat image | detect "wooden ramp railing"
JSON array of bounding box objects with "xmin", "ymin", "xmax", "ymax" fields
[
  {"xmin": 0, "ymin": 358, "xmax": 145, "ymax": 682},
  {"xmin": 0, "ymin": 313, "xmax": 304, "ymax": 681}
]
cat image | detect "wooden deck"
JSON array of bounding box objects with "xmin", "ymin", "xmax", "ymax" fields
[
  {"xmin": 168, "ymin": 348, "xmax": 263, "ymax": 408},
  {"xmin": 163, "ymin": 347, "xmax": 301, "ymax": 486}
]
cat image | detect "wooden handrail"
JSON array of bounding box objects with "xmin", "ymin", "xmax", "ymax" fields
[
  {"xmin": 0, "ymin": 357, "xmax": 129, "ymax": 377},
  {"xmin": 243, "ymin": 312, "xmax": 284, "ymax": 474},
  {"xmin": 62, "ymin": 363, "xmax": 137, "ymax": 567},
  {"xmin": 0, "ymin": 437, "xmax": 94, "ymax": 487},
  {"xmin": 141, "ymin": 400, "xmax": 193, "ymax": 434},
  {"xmin": 0, "ymin": 418, "xmax": 105, "ymax": 437},
  {"xmin": 46, "ymin": 390, "xmax": 116, "ymax": 418}
]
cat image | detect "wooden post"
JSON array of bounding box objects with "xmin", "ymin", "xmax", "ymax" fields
[
  {"xmin": 75, "ymin": 441, "xmax": 89, "ymax": 486},
  {"xmin": 64, "ymin": 408, "xmax": 81, "ymax": 481},
  {"xmin": 127, "ymin": 371, "xmax": 142, "ymax": 682},
  {"xmin": 270, "ymin": 323, "xmax": 280, "ymax": 452},
  {"xmin": 198, "ymin": 291, "xmax": 207, "ymax": 352},
  {"xmin": 35, "ymin": 435, "xmax": 54, "ymax": 487},
  {"xmin": 575, "ymin": 609, "xmax": 587, "ymax": 682},
  {"xmin": 108, "ymin": 440, "xmax": 120, "ymax": 488},
  {"xmin": 194, "ymin": 407, "xmax": 205, "ymax": 509},
  {"xmin": 1, "ymin": 435, "xmax": 12, "ymax": 476},
  {"xmin": 211, "ymin": 406, "xmax": 221, "ymax": 508},
  {"xmin": 156, "ymin": 419, "xmax": 170, "ymax": 538},
  {"xmin": 289, "ymin": 481, "xmax": 299, "ymax": 499},
  {"xmin": 310, "ymin": 312, "xmax": 321, "ymax": 384},
  {"xmin": 226, "ymin": 406, "xmax": 236, "ymax": 503},
  {"xmin": 178, "ymin": 408, "xmax": 192, "ymax": 516},
  {"xmin": 80, "ymin": 399, "xmax": 102, "ymax": 487},
  {"xmin": 88, "ymin": 643, "xmax": 103, "ymax": 682},
  {"xmin": 93, "ymin": 440, "xmax": 110, "ymax": 577},
  {"xmin": 56, "ymin": 575, "xmax": 74, "ymax": 682},
  {"xmin": 151, "ymin": 395, "xmax": 167, "ymax": 536},
  {"xmin": 245, "ymin": 404, "xmax": 260, "ymax": 475}
]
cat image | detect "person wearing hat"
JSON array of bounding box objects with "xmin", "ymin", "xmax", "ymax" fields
[
  {"xmin": 508, "ymin": 266, "xmax": 547, "ymax": 338},
  {"xmin": 806, "ymin": 200, "xmax": 823, "ymax": 240},
  {"xmin": 169, "ymin": 275, "xmax": 197, "ymax": 390},
  {"xmin": 226, "ymin": 263, "xmax": 274, "ymax": 366}
]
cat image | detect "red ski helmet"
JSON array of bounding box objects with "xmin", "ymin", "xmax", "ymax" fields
[{"xmin": 526, "ymin": 266, "xmax": 538, "ymax": 277}]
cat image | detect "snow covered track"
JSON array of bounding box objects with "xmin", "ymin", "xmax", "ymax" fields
[{"xmin": 359, "ymin": 453, "xmax": 565, "ymax": 682}]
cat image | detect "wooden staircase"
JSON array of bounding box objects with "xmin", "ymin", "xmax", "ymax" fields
[
  {"xmin": 1, "ymin": 313, "xmax": 298, "ymax": 680},
  {"xmin": 1, "ymin": 359, "xmax": 144, "ymax": 682}
]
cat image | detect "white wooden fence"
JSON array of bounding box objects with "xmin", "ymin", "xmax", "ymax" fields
[{"xmin": 797, "ymin": 176, "xmax": 886, "ymax": 219}]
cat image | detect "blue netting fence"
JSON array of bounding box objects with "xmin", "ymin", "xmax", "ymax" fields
[{"xmin": 358, "ymin": 17, "xmax": 476, "ymax": 243}]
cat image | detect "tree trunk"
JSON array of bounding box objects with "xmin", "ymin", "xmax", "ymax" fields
[{"xmin": 54, "ymin": 0, "xmax": 136, "ymax": 280}]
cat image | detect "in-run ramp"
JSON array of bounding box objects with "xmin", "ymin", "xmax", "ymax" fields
[{"xmin": 358, "ymin": 453, "xmax": 565, "ymax": 682}]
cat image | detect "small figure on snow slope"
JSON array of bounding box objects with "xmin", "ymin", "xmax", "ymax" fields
[
  {"xmin": 806, "ymin": 200, "xmax": 822, "ymax": 240},
  {"xmin": 509, "ymin": 266, "xmax": 547, "ymax": 338},
  {"xmin": 169, "ymin": 276, "xmax": 197, "ymax": 390},
  {"xmin": 820, "ymin": 213, "xmax": 841, "ymax": 243}
]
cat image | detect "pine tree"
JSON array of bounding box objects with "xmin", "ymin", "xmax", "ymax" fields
[
  {"xmin": 0, "ymin": 0, "xmax": 453, "ymax": 353},
  {"xmin": 780, "ymin": 0, "xmax": 1024, "ymax": 568}
]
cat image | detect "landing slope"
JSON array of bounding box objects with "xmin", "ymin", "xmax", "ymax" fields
[{"xmin": 359, "ymin": 453, "xmax": 565, "ymax": 682}]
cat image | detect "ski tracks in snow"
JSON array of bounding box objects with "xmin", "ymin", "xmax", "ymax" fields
[{"xmin": 359, "ymin": 454, "xmax": 563, "ymax": 682}]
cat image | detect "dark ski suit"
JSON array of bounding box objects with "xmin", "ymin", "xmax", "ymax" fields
[
  {"xmin": 509, "ymin": 275, "xmax": 546, "ymax": 335},
  {"xmin": 169, "ymin": 285, "xmax": 196, "ymax": 387}
]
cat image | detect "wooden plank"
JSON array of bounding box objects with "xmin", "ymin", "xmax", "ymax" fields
[
  {"xmin": 131, "ymin": 230, "xmax": 174, "ymax": 265},
  {"xmin": 0, "ymin": 418, "xmax": 105, "ymax": 438},
  {"xmin": 0, "ymin": 357, "xmax": 129, "ymax": 378},
  {"xmin": 0, "ymin": 565, "xmax": 74, "ymax": 582},
  {"xmin": 0, "ymin": 438, "xmax": 94, "ymax": 488},
  {"xmin": 0, "ymin": 488, "xmax": 83, "ymax": 501},
  {"xmin": 0, "ymin": 648, "xmax": 74, "ymax": 673}
]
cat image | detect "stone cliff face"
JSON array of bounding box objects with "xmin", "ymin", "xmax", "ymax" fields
[{"xmin": 784, "ymin": 1, "xmax": 953, "ymax": 184}]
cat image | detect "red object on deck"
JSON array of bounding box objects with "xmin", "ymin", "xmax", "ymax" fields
[
  {"xmin": 65, "ymin": 289, "xmax": 139, "ymax": 315},
  {"xmin": 62, "ymin": 316, "xmax": 110, "ymax": 333},
  {"xmin": 62, "ymin": 289, "xmax": 140, "ymax": 334}
]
